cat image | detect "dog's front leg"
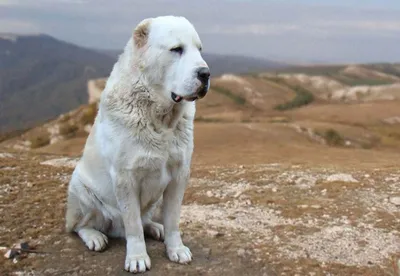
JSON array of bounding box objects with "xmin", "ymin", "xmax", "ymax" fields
[
  {"xmin": 162, "ymin": 167, "xmax": 192, "ymax": 264},
  {"xmin": 114, "ymin": 169, "xmax": 150, "ymax": 273}
]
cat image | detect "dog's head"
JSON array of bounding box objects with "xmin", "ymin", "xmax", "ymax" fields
[{"xmin": 132, "ymin": 16, "xmax": 210, "ymax": 103}]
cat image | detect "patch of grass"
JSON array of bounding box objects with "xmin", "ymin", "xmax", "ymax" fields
[
  {"xmin": 59, "ymin": 122, "xmax": 78, "ymax": 136},
  {"xmin": 246, "ymin": 72, "xmax": 261, "ymax": 78},
  {"xmin": 29, "ymin": 133, "xmax": 50, "ymax": 149},
  {"xmin": 212, "ymin": 85, "xmax": 246, "ymax": 105},
  {"xmin": 268, "ymin": 116, "xmax": 291, "ymax": 123},
  {"xmin": 0, "ymin": 129, "xmax": 27, "ymax": 143},
  {"xmin": 322, "ymin": 129, "xmax": 345, "ymax": 146},
  {"xmin": 274, "ymin": 85, "xmax": 314, "ymax": 111},
  {"xmin": 370, "ymin": 126, "xmax": 400, "ymax": 148},
  {"xmin": 272, "ymin": 65, "xmax": 344, "ymax": 76},
  {"xmin": 264, "ymin": 75, "xmax": 284, "ymax": 84},
  {"xmin": 368, "ymin": 63, "xmax": 400, "ymax": 77},
  {"xmin": 360, "ymin": 137, "xmax": 381, "ymax": 149},
  {"xmin": 388, "ymin": 132, "xmax": 400, "ymax": 140},
  {"xmin": 339, "ymin": 78, "xmax": 394, "ymax": 87},
  {"xmin": 58, "ymin": 113, "xmax": 70, "ymax": 123},
  {"xmin": 241, "ymin": 118, "xmax": 252, "ymax": 123},
  {"xmin": 80, "ymin": 103, "xmax": 98, "ymax": 125}
]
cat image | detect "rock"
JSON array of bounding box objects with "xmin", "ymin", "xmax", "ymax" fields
[
  {"xmin": 298, "ymin": 205, "xmax": 309, "ymax": 209},
  {"xmin": 237, "ymin": 248, "xmax": 246, "ymax": 257},
  {"xmin": 383, "ymin": 116, "xmax": 400, "ymax": 125},
  {"xmin": 245, "ymin": 199, "xmax": 252, "ymax": 206},
  {"xmin": 206, "ymin": 191, "xmax": 213, "ymax": 197},
  {"xmin": 0, "ymin": 153, "xmax": 14, "ymax": 158},
  {"xmin": 207, "ymin": 230, "xmax": 219, "ymax": 237},
  {"xmin": 272, "ymin": 187, "xmax": 278, "ymax": 193},
  {"xmin": 326, "ymin": 173, "xmax": 358, "ymax": 183},
  {"xmin": 4, "ymin": 249, "xmax": 18, "ymax": 259},
  {"xmin": 202, "ymin": 247, "xmax": 212, "ymax": 258},
  {"xmin": 389, "ymin": 197, "xmax": 400, "ymax": 206},
  {"xmin": 295, "ymin": 176, "xmax": 317, "ymax": 189},
  {"xmin": 13, "ymin": 242, "xmax": 30, "ymax": 250},
  {"xmin": 206, "ymin": 229, "xmax": 224, "ymax": 238},
  {"xmin": 84, "ymin": 124, "xmax": 92, "ymax": 133},
  {"xmin": 40, "ymin": 158, "xmax": 79, "ymax": 169}
]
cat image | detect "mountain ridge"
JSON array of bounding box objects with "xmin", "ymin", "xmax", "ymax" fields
[{"xmin": 0, "ymin": 33, "xmax": 289, "ymax": 134}]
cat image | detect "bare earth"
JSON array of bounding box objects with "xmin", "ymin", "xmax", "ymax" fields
[{"xmin": 1, "ymin": 121, "xmax": 400, "ymax": 276}]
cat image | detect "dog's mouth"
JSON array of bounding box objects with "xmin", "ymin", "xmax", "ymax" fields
[{"xmin": 171, "ymin": 92, "xmax": 198, "ymax": 103}]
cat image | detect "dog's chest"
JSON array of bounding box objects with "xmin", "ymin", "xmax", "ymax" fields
[{"xmin": 139, "ymin": 123, "xmax": 191, "ymax": 210}]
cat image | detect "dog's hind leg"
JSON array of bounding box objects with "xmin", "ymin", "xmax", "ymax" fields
[
  {"xmin": 77, "ymin": 219, "xmax": 109, "ymax": 252},
  {"xmin": 65, "ymin": 174, "xmax": 109, "ymax": 252},
  {"xmin": 143, "ymin": 220, "xmax": 164, "ymax": 241},
  {"xmin": 142, "ymin": 197, "xmax": 164, "ymax": 241}
]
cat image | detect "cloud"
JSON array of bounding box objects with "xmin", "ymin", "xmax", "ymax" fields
[
  {"xmin": 0, "ymin": 0, "xmax": 87, "ymax": 5},
  {"xmin": 0, "ymin": 0, "xmax": 17, "ymax": 5},
  {"xmin": 207, "ymin": 24, "xmax": 300, "ymax": 35},
  {"xmin": 0, "ymin": 19, "xmax": 40, "ymax": 33},
  {"xmin": 0, "ymin": 0, "xmax": 399, "ymax": 63},
  {"xmin": 205, "ymin": 19, "xmax": 400, "ymax": 39},
  {"xmin": 322, "ymin": 20, "xmax": 400, "ymax": 32}
]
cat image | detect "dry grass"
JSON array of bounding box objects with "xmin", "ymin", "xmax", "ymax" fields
[
  {"xmin": 80, "ymin": 103, "xmax": 98, "ymax": 125},
  {"xmin": 212, "ymin": 85, "xmax": 246, "ymax": 105},
  {"xmin": 58, "ymin": 122, "xmax": 78, "ymax": 136},
  {"xmin": 322, "ymin": 128, "xmax": 345, "ymax": 146},
  {"xmin": 29, "ymin": 132, "xmax": 50, "ymax": 148},
  {"xmin": 274, "ymin": 85, "xmax": 314, "ymax": 111}
]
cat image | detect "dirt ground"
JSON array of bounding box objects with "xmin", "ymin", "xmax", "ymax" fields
[{"xmin": 1, "ymin": 122, "xmax": 400, "ymax": 276}]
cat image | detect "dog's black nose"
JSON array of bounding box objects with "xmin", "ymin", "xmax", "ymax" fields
[{"xmin": 197, "ymin": 67, "xmax": 210, "ymax": 83}]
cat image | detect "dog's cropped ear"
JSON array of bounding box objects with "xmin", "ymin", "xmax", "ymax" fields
[{"xmin": 133, "ymin": 19, "xmax": 152, "ymax": 49}]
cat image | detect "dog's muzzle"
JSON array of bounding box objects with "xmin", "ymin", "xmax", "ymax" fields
[{"xmin": 171, "ymin": 68, "xmax": 210, "ymax": 103}]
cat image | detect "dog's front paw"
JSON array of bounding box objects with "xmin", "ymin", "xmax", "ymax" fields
[
  {"xmin": 124, "ymin": 253, "xmax": 151, "ymax": 273},
  {"xmin": 166, "ymin": 245, "xmax": 192, "ymax": 264}
]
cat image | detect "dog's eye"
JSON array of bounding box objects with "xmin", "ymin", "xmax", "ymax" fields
[{"xmin": 170, "ymin": 46, "xmax": 183, "ymax": 55}]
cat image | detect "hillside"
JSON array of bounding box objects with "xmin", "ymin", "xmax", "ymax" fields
[
  {"xmin": 4, "ymin": 62, "xmax": 400, "ymax": 153},
  {"xmin": 0, "ymin": 33, "xmax": 117, "ymax": 133},
  {"xmin": 2, "ymin": 60, "xmax": 400, "ymax": 275},
  {"xmin": 0, "ymin": 34, "xmax": 289, "ymax": 135}
]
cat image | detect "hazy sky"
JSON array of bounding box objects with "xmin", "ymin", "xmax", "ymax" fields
[{"xmin": 1, "ymin": 0, "xmax": 399, "ymax": 63}]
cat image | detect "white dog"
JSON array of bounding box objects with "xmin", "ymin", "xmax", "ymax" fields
[{"xmin": 65, "ymin": 15, "xmax": 210, "ymax": 273}]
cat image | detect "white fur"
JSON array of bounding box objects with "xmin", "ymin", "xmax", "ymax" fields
[{"xmin": 65, "ymin": 16, "xmax": 209, "ymax": 273}]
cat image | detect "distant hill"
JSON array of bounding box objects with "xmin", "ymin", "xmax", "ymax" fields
[
  {"xmin": 0, "ymin": 33, "xmax": 116, "ymax": 133},
  {"xmin": 0, "ymin": 34, "xmax": 288, "ymax": 134},
  {"xmin": 97, "ymin": 49, "xmax": 287, "ymax": 76}
]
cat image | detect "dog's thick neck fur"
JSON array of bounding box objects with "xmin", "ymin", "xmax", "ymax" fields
[{"xmin": 100, "ymin": 39, "xmax": 192, "ymax": 132}]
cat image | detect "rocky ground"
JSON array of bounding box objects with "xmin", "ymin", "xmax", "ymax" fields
[
  {"xmin": 2, "ymin": 56, "xmax": 400, "ymax": 276},
  {"xmin": 1, "ymin": 136, "xmax": 400, "ymax": 275}
]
